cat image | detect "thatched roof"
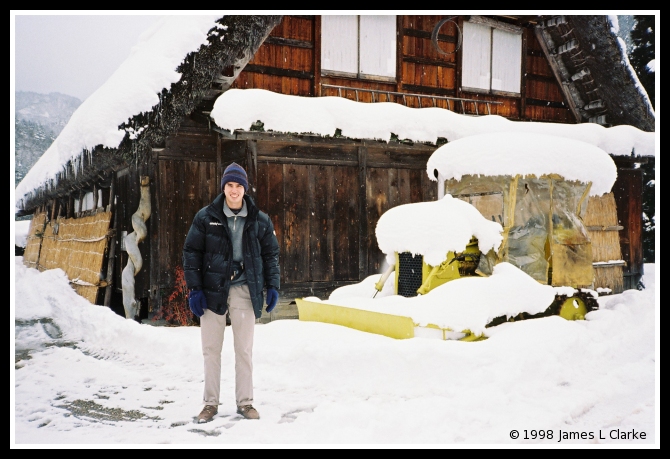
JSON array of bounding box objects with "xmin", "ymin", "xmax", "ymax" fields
[
  {"xmin": 534, "ymin": 15, "xmax": 655, "ymax": 132},
  {"xmin": 16, "ymin": 15, "xmax": 282, "ymax": 216}
]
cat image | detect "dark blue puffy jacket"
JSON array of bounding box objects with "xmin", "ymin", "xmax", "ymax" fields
[{"xmin": 183, "ymin": 194, "xmax": 280, "ymax": 319}]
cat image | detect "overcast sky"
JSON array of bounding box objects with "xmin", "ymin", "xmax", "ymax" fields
[
  {"xmin": 12, "ymin": 12, "xmax": 643, "ymax": 104},
  {"xmin": 12, "ymin": 12, "xmax": 162, "ymax": 101}
]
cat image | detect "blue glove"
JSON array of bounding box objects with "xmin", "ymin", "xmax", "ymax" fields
[
  {"xmin": 265, "ymin": 288, "xmax": 278, "ymax": 313},
  {"xmin": 188, "ymin": 289, "xmax": 207, "ymax": 317}
]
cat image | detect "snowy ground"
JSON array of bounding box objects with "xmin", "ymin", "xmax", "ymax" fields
[{"xmin": 13, "ymin": 257, "xmax": 658, "ymax": 447}]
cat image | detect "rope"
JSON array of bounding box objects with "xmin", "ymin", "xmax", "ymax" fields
[
  {"xmin": 121, "ymin": 177, "xmax": 151, "ymax": 319},
  {"xmin": 42, "ymin": 235, "xmax": 108, "ymax": 243}
]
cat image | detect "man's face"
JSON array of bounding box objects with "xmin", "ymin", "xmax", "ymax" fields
[{"xmin": 224, "ymin": 181, "xmax": 245, "ymax": 209}]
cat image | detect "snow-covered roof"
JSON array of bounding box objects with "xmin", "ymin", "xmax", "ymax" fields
[
  {"xmin": 375, "ymin": 195, "xmax": 503, "ymax": 266},
  {"xmin": 14, "ymin": 15, "xmax": 222, "ymax": 211},
  {"xmin": 426, "ymin": 132, "xmax": 619, "ymax": 197},
  {"xmin": 211, "ymin": 88, "xmax": 655, "ymax": 158}
]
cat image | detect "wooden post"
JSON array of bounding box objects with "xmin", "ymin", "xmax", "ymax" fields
[
  {"xmin": 107, "ymin": 186, "xmax": 114, "ymax": 212},
  {"xmin": 103, "ymin": 179, "xmax": 117, "ymax": 307},
  {"xmin": 50, "ymin": 199, "xmax": 60, "ymax": 223},
  {"xmin": 77, "ymin": 190, "xmax": 83, "ymax": 217},
  {"xmin": 358, "ymin": 146, "xmax": 368, "ymax": 281},
  {"xmin": 313, "ymin": 15, "xmax": 321, "ymax": 97},
  {"xmin": 216, "ymin": 135, "xmax": 222, "ymax": 189},
  {"xmin": 245, "ymin": 140, "xmax": 258, "ymax": 200},
  {"xmin": 520, "ymin": 29, "xmax": 528, "ymax": 120}
]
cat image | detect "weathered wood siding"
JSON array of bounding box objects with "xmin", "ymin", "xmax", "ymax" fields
[
  {"xmin": 611, "ymin": 159, "xmax": 645, "ymax": 290},
  {"xmin": 524, "ymin": 31, "xmax": 575, "ymax": 123},
  {"xmin": 233, "ymin": 15, "xmax": 315, "ymax": 96},
  {"xmin": 400, "ymin": 15, "xmax": 458, "ymax": 107},
  {"xmin": 148, "ymin": 119, "xmax": 220, "ymax": 316},
  {"xmin": 225, "ymin": 134, "xmax": 436, "ymax": 300}
]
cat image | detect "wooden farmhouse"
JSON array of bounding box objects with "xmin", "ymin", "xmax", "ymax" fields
[{"xmin": 15, "ymin": 15, "xmax": 655, "ymax": 324}]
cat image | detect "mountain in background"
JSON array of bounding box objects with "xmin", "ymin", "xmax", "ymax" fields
[
  {"xmin": 14, "ymin": 91, "xmax": 81, "ymax": 188},
  {"xmin": 16, "ymin": 91, "xmax": 81, "ymax": 132}
]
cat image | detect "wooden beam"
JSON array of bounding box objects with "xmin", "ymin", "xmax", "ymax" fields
[
  {"xmin": 263, "ymin": 36, "xmax": 313, "ymax": 49},
  {"xmin": 313, "ymin": 15, "xmax": 321, "ymax": 97},
  {"xmin": 401, "ymin": 84, "xmax": 456, "ymax": 97},
  {"xmin": 402, "ymin": 28, "xmax": 458, "ymax": 43},
  {"xmin": 103, "ymin": 178, "xmax": 117, "ymax": 307},
  {"xmin": 77, "ymin": 190, "xmax": 83, "ymax": 218},
  {"xmin": 262, "ymin": 156, "xmax": 358, "ymax": 167},
  {"xmin": 358, "ymin": 146, "xmax": 368, "ymax": 281},
  {"xmin": 246, "ymin": 140, "xmax": 258, "ymax": 200},
  {"xmin": 402, "ymin": 56, "xmax": 456, "ymax": 68},
  {"xmin": 525, "ymin": 73, "xmax": 557, "ymax": 83},
  {"xmin": 67, "ymin": 195, "xmax": 74, "ymax": 218},
  {"xmin": 50, "ymin": 200, "xmax": 58, "ymax": 222},
  {"xmin": 520, "ymin": 29, "xmax": 528, "ymax": 120},
  {"xmin": 396, "ymin": 16, "xmax": 403, "ymax": 94},
  {"xmin": 243, "ymin": 64, "xmax": 314, "ymax": 80},
  {"xmin": 525, "ymin": 98, "xmax": 568, "ymax": 109},
  {"xmin": 533, "ymin": 27, "xmax": 582, "ymax": 122}
]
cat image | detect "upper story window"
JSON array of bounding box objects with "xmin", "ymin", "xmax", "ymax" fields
[
  {"xmin": 321, "ymin": 15, "xmax": 397, "ymax": 81},
  {"xmin": 461, "ymin": 17, "xmax": 522, "ymax": 95}
]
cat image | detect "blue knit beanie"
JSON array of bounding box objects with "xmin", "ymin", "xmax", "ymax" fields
[{"xmin": 221, "ymin": 162, "xmax": 248, "ymax": 192}]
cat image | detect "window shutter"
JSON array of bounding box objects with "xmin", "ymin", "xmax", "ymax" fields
[
  {"xmin": 492, "ymin": 28, "xmax": 522, "ymax": 93},
  {"xmin": 462, "ymin": 21, "xmax": 492, "ymax": 91},
  {"xmin": 359, "ymin": 15, "xmax": 396, "ymax": 78},
  {"xmin": 321, "ymin": 15, "xmax": 358, "ymax": 74}
]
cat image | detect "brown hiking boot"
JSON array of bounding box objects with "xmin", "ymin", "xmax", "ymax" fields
[
  {"xmin": 237, "ymin": 405, "xmax": 260, "ymax": 420},
  {"xmin": 197, "ymin": 405, "xmax": 218, "ymax": 423}
]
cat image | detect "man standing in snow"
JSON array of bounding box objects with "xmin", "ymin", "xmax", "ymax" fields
[{"xmin": 183, "ymin": 162, "xmax": 280, "ymax": 423}]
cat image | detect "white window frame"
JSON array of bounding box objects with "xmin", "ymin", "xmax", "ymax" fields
[
  {"xmin": 321, "ymin": 15, "xmax": 397, "ymax": 81},
  {"xmin": 461, "ymin": 17, "xmax": 522, "ymax": 96}
]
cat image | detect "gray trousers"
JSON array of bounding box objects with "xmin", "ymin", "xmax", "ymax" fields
[{"xmin": 200, "ymin": 284, "xmax": 255, "ymax": 407}]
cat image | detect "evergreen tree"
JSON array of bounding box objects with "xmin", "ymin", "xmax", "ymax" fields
[
  {"xmin": 641, "ymin": 160, "xmax": 655, "ymax": 263},
  {"xmin": 15, "ymin": 116, "xmax": 57, "ymax": 187},
  {"xmin": 629, "ymin": 16, "xmax": 655, "ymax": 263},
  {"xmin": 629, "ymin": 15, "xmax": 655, "ymax": 109}
]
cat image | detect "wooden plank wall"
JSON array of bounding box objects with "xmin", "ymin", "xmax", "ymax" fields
[
  {"xmin": 524, "ymin": 31, "xmax": 575, "ymax": 123},
  {"xmin": 246, "ymin": 135, "xmax": 436, "ymax": 299},
  {"xmin": 150, "ymin": 120, "xmax": 220, "ymax": 314},
  {"xmin": 233, "ymin": 15, "xmax": 315, "ymax": 96},
  {"xmin": 400, "ymin": 15, "xmax": 458, "ymax": 108},
  {"xmin": 612, "ymin": 166, "xmax": 645, "ymax": 290}
]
